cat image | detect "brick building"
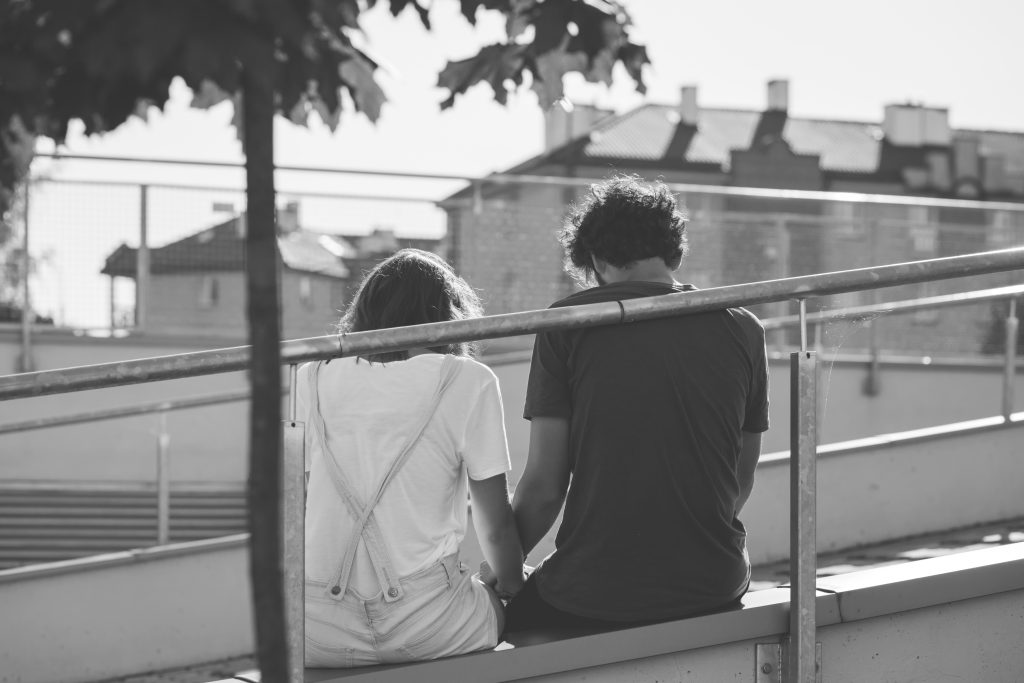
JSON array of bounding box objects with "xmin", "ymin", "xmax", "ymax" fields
[
  {"xmin": 441, "ymin": 80, "xmax": 1024, "ymax": 355},
  {"xmin": 102, "ymin": 203, "xmax": 440, "ymax": 340}
]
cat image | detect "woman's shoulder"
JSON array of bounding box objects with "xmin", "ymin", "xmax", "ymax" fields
[{"xmin": 449, "ymin": 355, "xmax": 499, "ymax": 384}]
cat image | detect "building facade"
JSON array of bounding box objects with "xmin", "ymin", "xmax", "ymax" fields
[
  {"xmin": 102, "ymin": 204, "xmax": 441, "ymax": 341},
  {"xmin": 442, "ymin": 80, "xmax": 1024, "ymax": 355}
]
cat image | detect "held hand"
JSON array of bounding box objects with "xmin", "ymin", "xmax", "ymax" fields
[{"xmin": 478, "ymin": 561, "xmax": 498, "ymax": 588}]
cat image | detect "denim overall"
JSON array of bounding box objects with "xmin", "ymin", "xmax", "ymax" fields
[{"xmin": 303, "ymin": 356, "xmax": 500, "ymax": 667}]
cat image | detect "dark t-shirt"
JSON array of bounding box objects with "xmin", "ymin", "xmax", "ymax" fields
[{"xmin": 524, "ymin": 281, "xmax": 769, "ymax": 621}]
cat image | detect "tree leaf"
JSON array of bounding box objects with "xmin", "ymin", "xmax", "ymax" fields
[
  {"xmin": 459, "ymin": 0, "xmax": 510, "ymax": 25},
  {"xmin": 529, "ymin": 0, "xmax": 571, "ymax": 56},
  {"xmin": 338, "ymin": 52, "xmax": 386, "ymax": 122},
  {"xmin": 312, "ymin": 0, "xmax": 363, "ymax": 31},
  {"xmin": 505, "ymin": 0, "xmax": 536, "ymax": 41},
  {"xmin": 388, "ymin": 0, "xmax": 432, "ymax": 30},
  {"xmin": 437, "ymin": 42, "xmax": 526, "ymax": 109},
  {"xmin": 617, "ymin": 42, "xmax": 649, "ymax": 93},
  {"xmin": 529, "ymin": 45, "xmax": 586, "ymax": 108},
  {"xmin": 191, "ymin": 78, "xmax": 234, "ymax": 109}
]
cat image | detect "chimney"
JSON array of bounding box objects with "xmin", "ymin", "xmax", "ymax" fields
[
  {"xmin": 277, "ymin": 201, "xmax": 300, "ymax": 234},
  {"xmin": 766, "ymin": 79, "xmax": 789, "ymax": 112},
  {"xmin": 882, "ymin": 104, "xmax": 951, "ymax": 146},
  {"xmin": 679, "ymin": 86, "xmax": 699, "ymax": 126},
  {"xmin": 544, "ymin": 103, "xmax": 613, "ymax": 151}
]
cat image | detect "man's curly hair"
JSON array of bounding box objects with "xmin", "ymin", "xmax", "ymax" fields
[{"xmin": 559, "ymin": 175, "xmax": 689, "ymax": 286}]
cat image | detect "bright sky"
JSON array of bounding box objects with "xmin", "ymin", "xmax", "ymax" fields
[{"xmin": 25, "ymin": 0, "xmax": 1024, "ymax": 327}]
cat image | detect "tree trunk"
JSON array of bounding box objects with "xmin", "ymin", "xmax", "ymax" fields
[{"xmin": 242, "ymin": 59, "xmax": 287, "ymax": 679}]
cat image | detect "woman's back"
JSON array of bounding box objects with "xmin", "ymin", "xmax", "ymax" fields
[{"xmin": 299, "ymin": 353, "xmax": 509, "ymax": 598}]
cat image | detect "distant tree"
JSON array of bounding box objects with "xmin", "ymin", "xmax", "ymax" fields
[{"xmin": 0, "ymin": 1, "xmax": 647, "ymax": 677}]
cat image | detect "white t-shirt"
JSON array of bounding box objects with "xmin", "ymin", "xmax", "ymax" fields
[{"xmin": 298, "ymin": 353, "xmax": 511, "ymax": 598}]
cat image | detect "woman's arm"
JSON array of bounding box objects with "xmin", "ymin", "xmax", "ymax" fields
[{"xmin": 468, "ymin": 473, "xmax": 525, "ymax": 599}]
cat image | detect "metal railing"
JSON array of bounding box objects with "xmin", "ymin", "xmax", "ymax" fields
[
  {"xmin": 0, "ymin": 281, "xmax": 1019, "ymax": 563},
  {"xmin": 2, "ymin": 282, "xmax": 1020, "ymax": 553},
  {"xmin": 2, "ymin": 247, "xmax": 1024, "ymax": 682},
  {"xmin": 0, "ymin": 389, "xmax": 250, "ymax": 546},
  {"xmin": 12, "ymin": 154, "xmax": 1024, "ymax": 364}
]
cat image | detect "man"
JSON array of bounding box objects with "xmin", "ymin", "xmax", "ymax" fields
[{"xmin": 505, "ymin": 175, "xmax": 769, "ymax": 630}]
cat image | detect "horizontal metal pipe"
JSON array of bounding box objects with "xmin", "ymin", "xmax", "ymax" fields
[
  {"xmin": 2, "ymin": 247, "xmax": 1024, "ymax": 401},
  {"xmin": 30, "ymin": 176, "xmax": 440, "ymax": 205},
  {"xmin": 33, "ymin": 153, "xmax": 1024, "ymax": 212},
  {"xmin": 762, "ymin": 283, "xmax": 1024, "ymax": 330},
  {"xmin": 0, "ymin": 389, "xmax": 253, "ymax": 434}
]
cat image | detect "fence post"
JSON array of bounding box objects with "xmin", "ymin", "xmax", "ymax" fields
[
  {"xmin": 774, "ymin": 217, "xmax": 791, "ymax": 347},
  {"xmin": 1004, "ymin": 298, "xmax": 1018, "ymax": 421},
  {"xmin": 282, "ymin": 363, "xmax": 306, "ymax": 683},
  {"xmin": 787, "ymin": 299, "xmax": 818, "ymax": 683},
  {"xmin": 136, "ymin": 184, "xmax": 150, "ymax": 332},
  {"xmin": 156, "ymin": 411, "xmax": 170, "ymax": 545}
]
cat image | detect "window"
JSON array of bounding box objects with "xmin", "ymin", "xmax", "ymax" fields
[{"xmin": 199, "ymin": 276, "xmax": 219, "ymax": 309}]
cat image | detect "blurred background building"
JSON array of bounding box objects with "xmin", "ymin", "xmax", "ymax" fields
[{"xmin": 444, "ymin": 79, "xmax": 1024, "ymax": 353}]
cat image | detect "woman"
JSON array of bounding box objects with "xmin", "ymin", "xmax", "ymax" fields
[{"xmin": 298, "ymin": 249, "xmax": 524, "ymax": 667}]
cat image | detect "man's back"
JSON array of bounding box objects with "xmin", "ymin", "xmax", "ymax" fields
[{"xmin": 524, "ymin": 281, "xmax": 769, "ymax": 621}]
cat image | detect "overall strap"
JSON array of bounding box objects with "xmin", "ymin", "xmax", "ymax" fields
[
  {"xmin": 307, "ymin": 360, "xmax": 395, "ymax": 596},
  {"xmin": 311, "ymin": 355, "xmax": 463, "ymax": 602}
]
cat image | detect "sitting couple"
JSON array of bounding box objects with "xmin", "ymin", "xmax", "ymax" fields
[{"xmin": 300, "ymin": 176, "xmax": 769, "ymax": 667}]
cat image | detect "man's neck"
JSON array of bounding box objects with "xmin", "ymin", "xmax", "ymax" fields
[{"xmin": 596, "ymin": 256, "xmax": 681, "ymax": 286}]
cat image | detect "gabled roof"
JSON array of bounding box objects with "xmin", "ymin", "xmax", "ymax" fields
[
  {"xmin": 569, "ymin": 104, "xmax": 889, "ymax": 173},
  {"xmin": 102, "ymin": 217, "xmax": 354, "ymax": 279},
  {"xmin": 443, "ymin": 103, "xmax": 1024, "ymax": 201}
]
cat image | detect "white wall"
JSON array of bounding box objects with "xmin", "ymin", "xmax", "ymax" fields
[{"xmin": 0, "ymin": 537, "xmax": 253, "ymax": 683}]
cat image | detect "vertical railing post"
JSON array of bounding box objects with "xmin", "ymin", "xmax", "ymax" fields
[
  {"xmin": 17, "ymin": 181, "xmax": 33, "ymax": 373},
  {"xmin": 137, "ymin": 184, "xmax": 150, "ymax": 332},
  {"xmin": 282, "ymin": 363, "xmax": 306, "ymax": 683},
  {"xmin": 156, "ymin": 411, "xmax": 171, "ymax": 545},
  {"xmin": 787, "ymin": 299, "xmax": 818, "ymax": 683},
  {"xmin": 864, "ymin": 218, "xmax": 881, "ymax": 396},
  {"xmin": 1004, "ymin": 298, "xmax": 1018, "ymax": 421},
  {"xmin": 774, "ymin": 217, "xmax": 791, "ymax": 348}
]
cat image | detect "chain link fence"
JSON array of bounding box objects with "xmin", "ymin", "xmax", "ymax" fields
[{"xmin": 4, "ymin": 160, "xmax": 1024, "ymax": 361}]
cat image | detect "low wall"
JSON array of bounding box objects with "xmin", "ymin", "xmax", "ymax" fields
[{"xmin": 0, "ymin": 535, "xmax": 253, "ymax": 683}]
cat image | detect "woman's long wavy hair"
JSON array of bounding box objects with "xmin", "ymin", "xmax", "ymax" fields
[{"xmin": 338, "ymin": 249, "xmax": 483, "ymax": 363}]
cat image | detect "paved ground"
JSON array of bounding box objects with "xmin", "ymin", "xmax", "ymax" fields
[{"xmin": 108, "ymin": 517, "xmax": 1024, "ymax": 683}]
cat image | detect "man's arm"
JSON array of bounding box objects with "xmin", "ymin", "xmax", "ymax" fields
[
  {"xmin": 512, "ymin": 416, "xmax": 571, "ymax": 556},
  {"xmin": 734, "ymin": 429, "xmax": 762, "ymax": 516}
]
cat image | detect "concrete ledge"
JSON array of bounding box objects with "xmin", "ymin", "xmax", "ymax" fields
[
  {"xmin": 0, "ymin": 534, "xmax": 253, "ymax": 683},
  {"xmin": 816, "ymin": 542, "xmax": 1024, "ymax": 622},
  {"xmin": 305, "ymin": 589, "xmax": 840, "ymax": 683},
  {"xmin": 305, "ymin": 542, "xmax": 1024, "ymax": 683}
]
